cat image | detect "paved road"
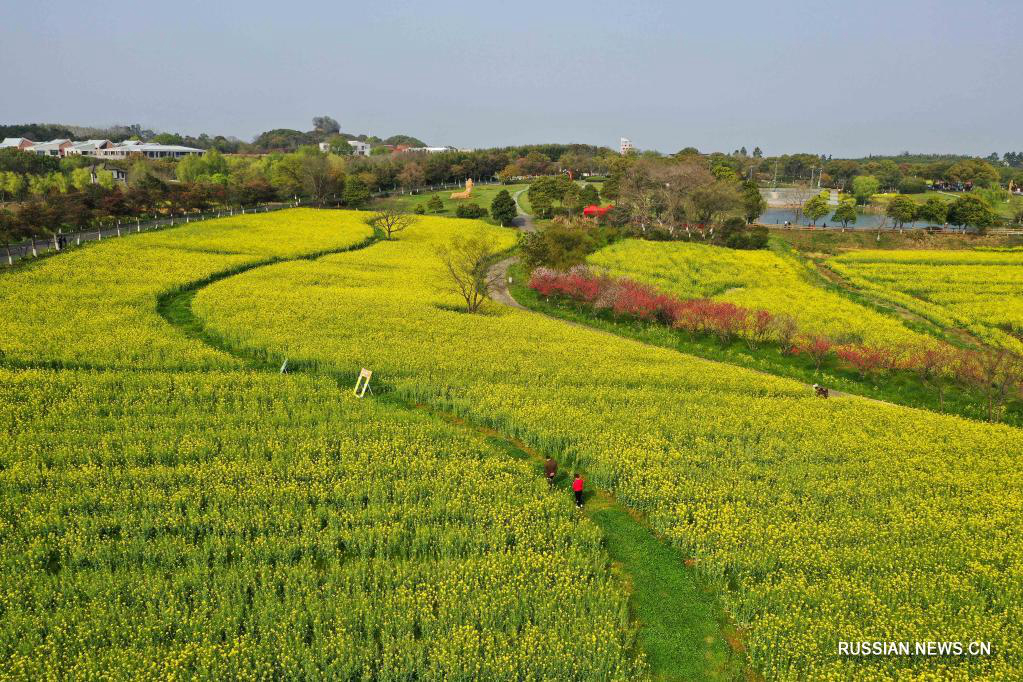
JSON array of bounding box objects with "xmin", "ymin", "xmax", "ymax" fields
[
  {"xmin": 511, "ymin": 189, "xmax": 536, "ymax": 233},
  {"xmin": 488, "ymin": 190, "xmax": 536, "ymax": 309}
]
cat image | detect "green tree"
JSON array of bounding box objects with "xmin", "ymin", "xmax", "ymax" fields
[
  {"xmin": 833, "ymin": 198, "xmax": 858, "ymax": 228},
  {"xmin": 96, "ymin": 170, "xmax": 116, "ymax": 190},
  {"xmin": 886, "ymin": 195, "xmax": 918, "ymax": 228},
  {"xmin": 803, "ymin": 192, "xmax": 830, "ymax": 226},
  {"xmin": 176, "ymin": 155, "xmax": 205, "ymax": 183},
  {"xmin": 70, "ymin": 167, "xmax": 92, "ymax": 192},
  {"xmin": 711, "ymin": 163, "xmax": 738, "ymax": 181},
  {"xmin": 945, "ymin": 159, "xmax": 1000, "ymax": 187},
  {"xmin": 152, "ymin": 132, "xmax": 184, "ymax": 145},
  {"xmin": 9, "ymin": 172, "xmax": 26, "ymax": 198},
  {"xmin": 690, "ymin": 180, "xmax": 742, "ymax": 225},
  {"xmin": 561, "ymin": 183, "xmax": 582, "ymax": 214},
  {"xmin": 579, "ymin": 183, "xmax": 599, "ymax": 206},
  {"xmin": 455, "ymin": 203, "xmax": 488, "ymax": 219},
  {"xmin": 426, "ymin": 194, "xmax": 444, "ymax": 213},
  {"xmin": 527, "ymin": 176, "xmax": 565, "ymax": 219},
  {"xmin": 741, "ymin": 180, "xmax": 767, "ymax": 224},
  {"xmin": 852, "ymin": 175, "xmax": 880, "ymax": 205},
  {"xmin": 328, "ymin": 135, "xmax": 354, "ymax": 156},
  {"xmin": 875, "ymin": 160, "xmax": 902, "ymax": 190},
  {"xmin": 343, "ymin": 176, "xmax": 370, "ymax": 208},
  {"xmin": 947, "ymin": 195, "xmax": 995, "ymax": 232},
  {"xmin": 916, "ymin": 197, "xmax": 948, "ymax": 225},
  {"xmin": 898, "ymin": 176, "xmax": 928, "ymax": 194},
  {"xmin": 490, "ymin": 189, "xmax": 517, "ymax": 226}
]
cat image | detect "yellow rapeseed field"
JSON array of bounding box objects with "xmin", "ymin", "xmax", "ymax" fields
[
  {"xmin": 0, "ymin": 211, "xmax": 643, "ymax": 680},
  {"xmin": 193, "ymin": 215, "xmax": 1023, "ymax": 680},
  {"xmin": 828, "ymin": 249, "xmax": 1023, "ymax": 353},
  {"xmin": 587, "ymin": 238, "xmax": 927, "ymax": 348}
]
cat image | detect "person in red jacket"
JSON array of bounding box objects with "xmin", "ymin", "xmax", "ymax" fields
[{"xmin": 572, "ymin": 473, "xmax": 584, "ymax": 507}]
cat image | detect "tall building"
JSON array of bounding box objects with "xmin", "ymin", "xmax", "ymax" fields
[{"xmin": 619, "ymin": 137, "xmax": 634, "ymax": 155}]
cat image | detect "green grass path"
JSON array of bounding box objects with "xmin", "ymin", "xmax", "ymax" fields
[{"xmin": 435, "ymin": 419, "xmax": 746, "ymax": 681}]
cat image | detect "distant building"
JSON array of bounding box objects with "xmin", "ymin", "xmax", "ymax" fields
[
  {"xmin": 406, "ymin": 146, "xmax": 453, "ymax": 154},
  {"xmin": 66, "ymin": 140, "xmax": 114, "ymax": 156},
  {"xmin": 0, "ymin": 137, "xmax": 35, "ymax": 150},
  {"xmin": 31, "ymin": 139, "xmax": 74, "ymax": 157},
  {"xmin": 319, "ymin": 140, "xmax": 372, "ymax": 156},
  {"xmin": 619, "ymin": 137, "xmax": 634, "ymax": 155},
  {"xmin": 348, "ymin": 140, "xmax": 371, "ymax": 156},
  {"xmin": 97, "ymin": 142, "xmax": 204, "ymax": 160}
]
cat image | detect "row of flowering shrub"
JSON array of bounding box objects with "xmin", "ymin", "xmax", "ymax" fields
[{"xmin": 530, "ymin": 266, "xmax": 1023, "ymax": 421}]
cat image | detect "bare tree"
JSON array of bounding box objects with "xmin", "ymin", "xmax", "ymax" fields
[
  {"xmin": 435, "ymin": 231, "xmax": 503, "ymax": 313},
  {"xmin": 372, "ymin": 207, "xmax": 417, "ymax": 239},
  {"xmin": 962, "ymin": 348, "xmax": 1023, "ymax": 422}
]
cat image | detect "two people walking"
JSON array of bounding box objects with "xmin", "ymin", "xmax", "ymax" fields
[{"xmin": 544, "ymin": 456, "xmax": 585, "ymax": 508}]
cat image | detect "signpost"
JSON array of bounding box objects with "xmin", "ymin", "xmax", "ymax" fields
[{"xmin": 354, "ymin": 368, "xmax": 373, "ymax": 398}]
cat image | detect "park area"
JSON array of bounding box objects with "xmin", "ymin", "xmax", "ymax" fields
[{"xmin": 2, "ymin": 207, "xmax": 1022, "ymax": 680}]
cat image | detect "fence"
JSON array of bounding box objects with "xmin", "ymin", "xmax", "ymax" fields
[
  {"xmin": 3, "ymin": 178, "xmax": 507, "ymax": 266},
  {"xmin": 2, "ymin": 199, "xmax": 336, "ymax": 266}
]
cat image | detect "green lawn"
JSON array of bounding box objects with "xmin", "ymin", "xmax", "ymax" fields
[{"xmin": 374, "ymin": 183, "xmax": 529, "ymax": 223}]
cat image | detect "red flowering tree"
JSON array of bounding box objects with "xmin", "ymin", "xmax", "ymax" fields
[
  {"xmin": 792, "ymin": 334, "xmax": 833, "ymax": 373},
  {"xmin": 835, "ymin": 345, "xmax": 894, "ymax": 381},
  {"xmin": 743, "ymin": 309, "xmax": 775, "ymax": 350}
]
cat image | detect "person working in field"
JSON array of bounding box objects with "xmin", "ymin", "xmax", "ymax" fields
[
  {"xmin": 544, "ymin": 456, "xmax": 557, "ymax": 487},
  {"xmin": 572, "ymin": 473, "xmax": 584, "ymax": 508}
]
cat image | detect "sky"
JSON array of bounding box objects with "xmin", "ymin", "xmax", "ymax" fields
[{"xmin": 3, "ymin": 0, "xmax": 1019, "ymax": 157}]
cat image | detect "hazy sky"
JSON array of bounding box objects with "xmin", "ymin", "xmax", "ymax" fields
[{"xmin": 3, "ymin": 0, "xmax": 1019, "ymax": 156}]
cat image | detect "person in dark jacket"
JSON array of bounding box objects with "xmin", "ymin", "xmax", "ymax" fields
[
  {"xmin": 544, "ymin": 456, "xmax": 557, "ymax": 487},
  {"xmin": 572, "ymin": 474, "xmax": 584, "ymax": 507}
]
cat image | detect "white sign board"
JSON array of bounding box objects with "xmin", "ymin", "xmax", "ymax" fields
[{"xmin": 354, "ymin": 368, "xmax": 373, "ymax": 398}]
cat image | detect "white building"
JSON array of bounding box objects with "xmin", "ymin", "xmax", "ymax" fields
[
  {"xmin": 97, "ymin": 142, "xmax": 204, "ymax": 159},
  {"xmin": 66, "ymin": 140, "xmax": 114, "ymax": 156},
  {"xmin": 348, "ymin": 140, "xmax": 371, "ymax": 156},
  {"xmin": 31, "ymin": 139, "xmax": 74, "ymax": 157},
  {"xmin": 619, "ymin": 137, "xmax": 634, "ymax": 155},
  {"xmin": 319, "ymin": 139, "xmax": 372, "ymax": 156},
  {"xmin": 0, "ymin": 137, "xmax": 35, "ymax": 150}
]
